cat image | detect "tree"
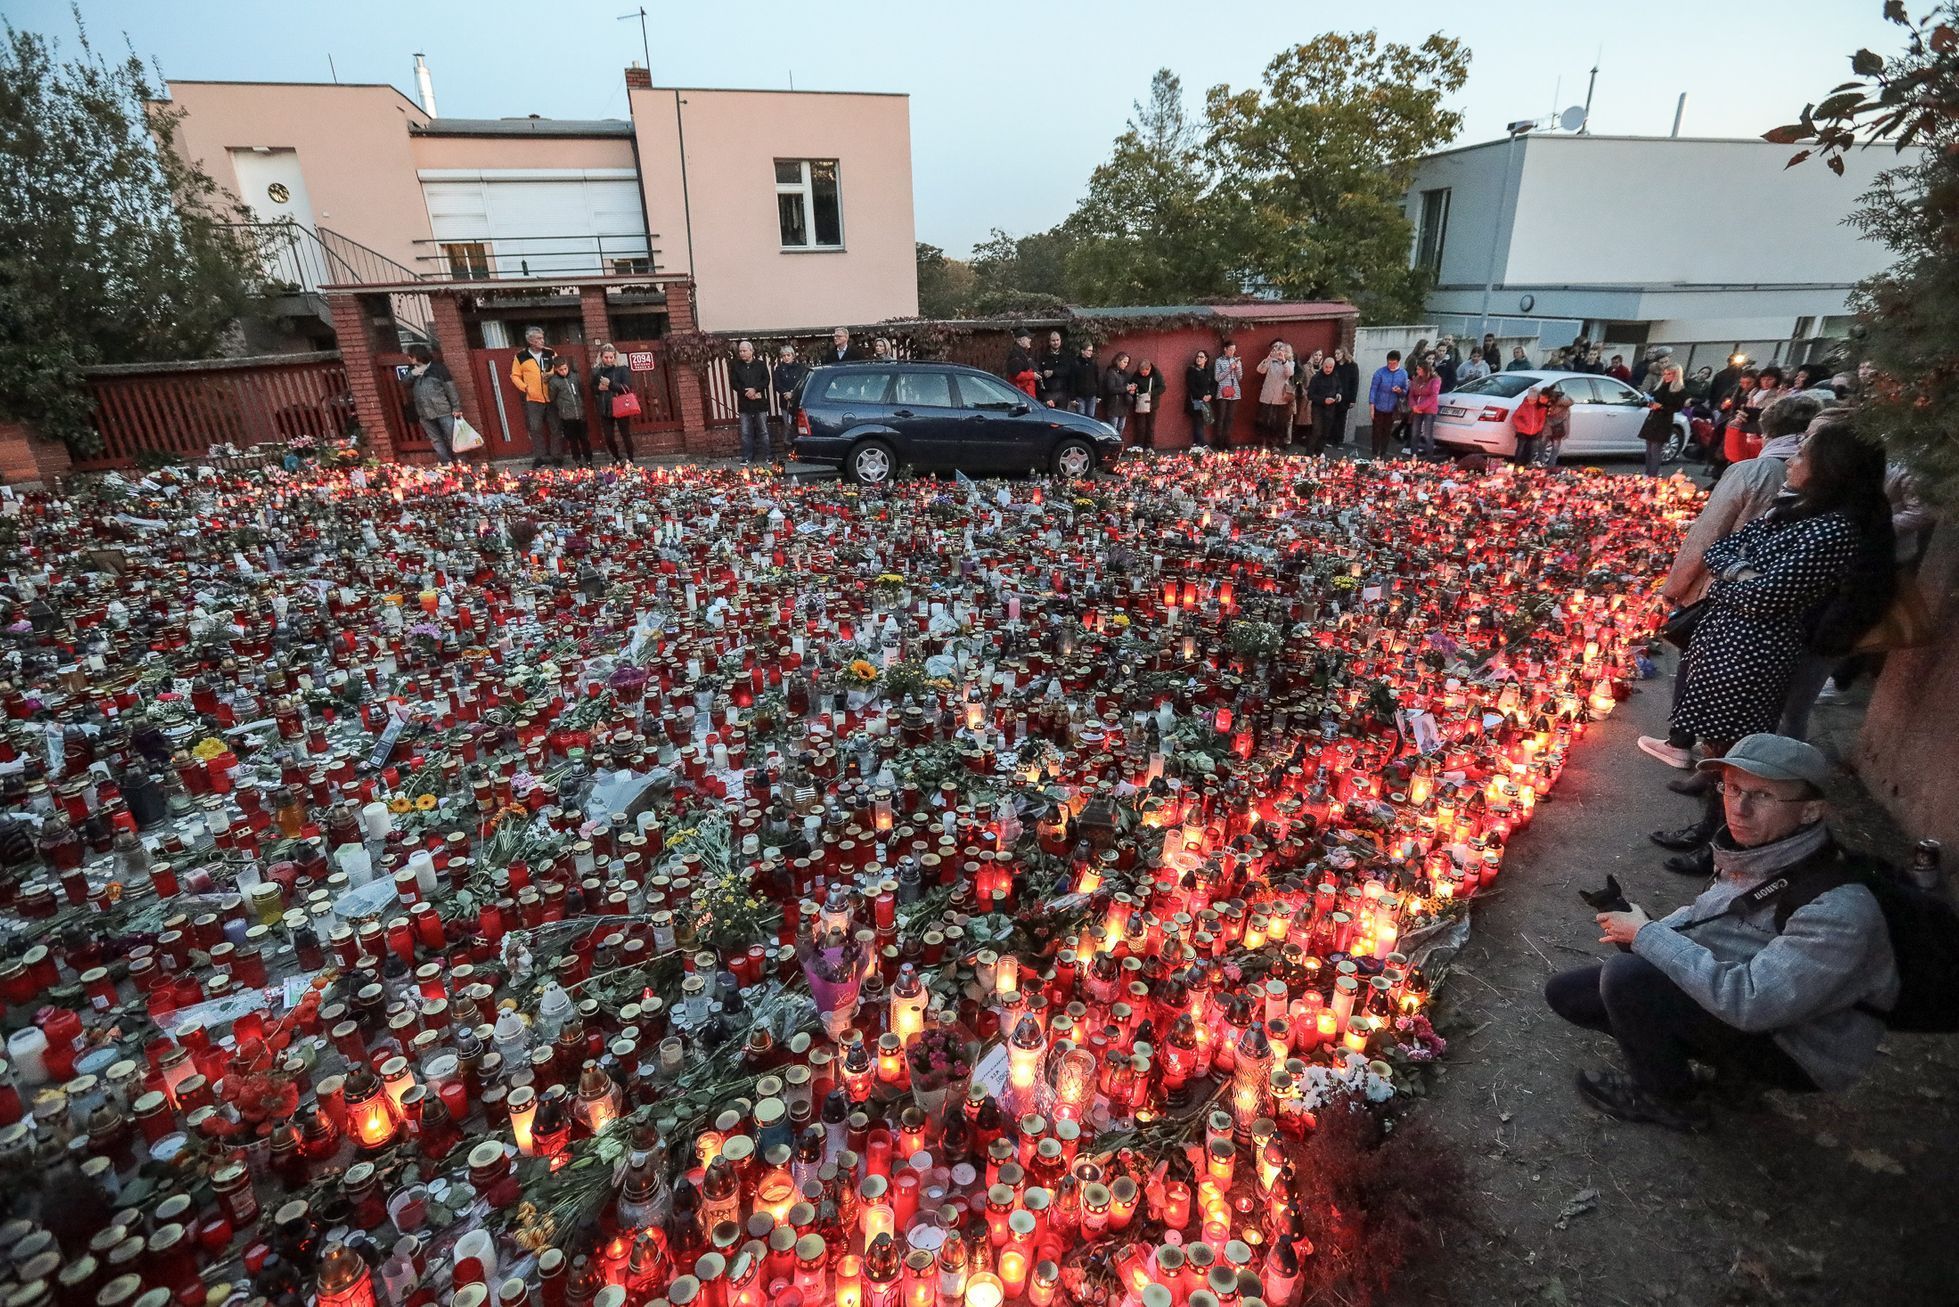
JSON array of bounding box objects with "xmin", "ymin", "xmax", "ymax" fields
[
  {"xmin": 1768, "ymin": 1, "xmax": 1959, "ymax": 499},
  {"xmin": 1204, "ymin": 31, "xmax": 1470, "ymax": 321},
  {"xmin": 1063, "ymin": 69, "xmax": 1244, "ymax": 306},
  {"xmin": 970, "ymin": 226, "xmax": 1075, "ymax": 303},
  {"xmin": 0, "ymin": 17, "xmax": 264, "ymax": 453},
  {"xmin": 915, "ymin": 242, "xmax": 978, "ymax": 319}
]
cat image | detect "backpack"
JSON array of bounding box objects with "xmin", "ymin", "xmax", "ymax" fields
[{"xmin": 1760, "ymin": 845, "xmax": 1959, "ymax": 1033}]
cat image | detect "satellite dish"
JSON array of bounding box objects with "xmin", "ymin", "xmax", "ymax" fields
[{"xmin": 1558, "ymin": 105, "xmax": 1586, "ymax": 132}]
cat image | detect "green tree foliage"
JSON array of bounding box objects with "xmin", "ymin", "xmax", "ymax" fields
[
  {"xmin": 1204, "ymin": 31, "xmax": 1470, "ymax": 321},
  {"xmin": 1769, "ymin": 1, "xmax": 1959, "ymax": 500},
  {"xmin": 915, "ymin": 243, "xmax": 978, "ymax": 319},
  {"xmin": 0, "ymin": 18, "xmax": 264, "ymax": 452},
  {"xmin": 971, "ymin": 227, "xmax": 1076, "ymax": 302},
  {"xmin": 1063, "ymin": 69, "xmax": 1245, "ymax": 307}
]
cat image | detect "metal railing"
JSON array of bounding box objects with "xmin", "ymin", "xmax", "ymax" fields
[
  {"xmin": 228, "ymin": 220, "xmax": 432, "ymax": 345},
  {"xmin": 411, "ymin": 234, "xmax": 658, "ymax": 280}
]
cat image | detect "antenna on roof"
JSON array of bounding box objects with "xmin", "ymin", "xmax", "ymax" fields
[
  {"xmin": 327, "ymin": 53, "xmax": 339, "ymax": 84},
  {"xmin": 617, "ymin": 8, "xmax": 650, "ymax": 77},
  {"xmin": 1580, "ymin": 48, "xmax": 1599, "ymax": 134}
]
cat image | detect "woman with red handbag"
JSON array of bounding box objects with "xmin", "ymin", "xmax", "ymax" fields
[{"xmin": 591, "ymin": 343, "xmax": 639, "ymax": 464}]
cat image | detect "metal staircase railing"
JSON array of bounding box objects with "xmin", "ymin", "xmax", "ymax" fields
[{"xmin": 229, "ymin": 220, "xmax": 433, "ymax": 345}]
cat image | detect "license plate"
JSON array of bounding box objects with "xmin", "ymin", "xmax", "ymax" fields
[{"xmin": 1438, "ymin": 406, "xmax": 1469, "ymax": 418}]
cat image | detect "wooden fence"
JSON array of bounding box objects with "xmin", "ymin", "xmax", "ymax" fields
[{"xmin": 78, "ymin": 353, "xmax": 353, "ymax": 470}]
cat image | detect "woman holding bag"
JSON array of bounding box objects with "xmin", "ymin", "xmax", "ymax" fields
[
  {"xmin": 406, "ymin": 344, "xmax": 463, "ymax": 463},
  {"xmin": 591, "ymin": 343, "xmax": 638, "ymax": 464}
]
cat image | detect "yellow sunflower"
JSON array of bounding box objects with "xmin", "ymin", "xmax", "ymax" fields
[
  {"xmin": 414, "ymin": 794, "xmax": 438, "ymax": 811},
  {"xmin": 388, "ymin": 797, "xmax": 413, "ymax": 815}
]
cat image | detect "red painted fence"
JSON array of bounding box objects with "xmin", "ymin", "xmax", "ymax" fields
[{"xmin": 79, "ymin": 353, "xmax": 353, "ymax": 471}]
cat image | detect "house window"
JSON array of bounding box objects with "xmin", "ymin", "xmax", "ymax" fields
[
  {"xmin": 1415, "ymin": 188, "xmax": 1450, "ymax": 271},
  {"xmin": 442, "ymin": 241, "xmax": 490, "ymax": 280},
  {"xmin": 776, "ymin": 159, "xmax": 843, "ymax": 250}
]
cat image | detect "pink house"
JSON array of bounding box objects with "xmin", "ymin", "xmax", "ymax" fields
[{"xmin": 162, "ymin": 65, "xmax": 920, "ymax": 335}]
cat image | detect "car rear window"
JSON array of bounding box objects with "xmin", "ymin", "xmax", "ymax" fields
[
  {"xmin": 1455, "ymin": 373, "xmax": 1536, "ymax": 399},
  {"xmin": 816, "ymin": 371, "xmax": 893, "ymax": 404}
]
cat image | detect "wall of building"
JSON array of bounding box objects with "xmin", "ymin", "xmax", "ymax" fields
[
  {"xmin": 1405, "ymin": 139, "xmax": 1528, "ymax": 294},
  {"xmin": 408, "ymin": 134, "xmax": 637, "ymax": 172},
  {"xmin": 166, "ymin": 82, "xmax": 433, "ymax": 272},
  {"xmin": 1501, "ymin": 135, "xmax": 1901, "ymax": 288},
  {"xmin": 629, "ymin": 87, "xmax": 918, "ymax": 332}
]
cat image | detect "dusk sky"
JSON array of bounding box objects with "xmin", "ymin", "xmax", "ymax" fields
[{"xmin": 13, "ymin": 0, "xmax": 1903, "ymax": 255}]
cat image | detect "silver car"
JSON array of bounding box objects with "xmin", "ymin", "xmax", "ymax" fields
[{"xmin": 1432, "ymin": 370, "xmax": 1688, "ymax": 461}]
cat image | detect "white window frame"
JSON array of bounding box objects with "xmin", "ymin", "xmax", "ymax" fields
[{"xmin": 775, "ymin": 159, "xmax": 844, "ymax": 252}]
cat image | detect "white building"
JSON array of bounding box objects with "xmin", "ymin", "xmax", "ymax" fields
[{"xmin": 1403, "ymin": 133, "xmax": 1914, "ymax": 371}]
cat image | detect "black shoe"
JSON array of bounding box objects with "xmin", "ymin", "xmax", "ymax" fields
[
  {"xmin": 1664, "ymin": 845, "xmax": 1715, "ymax": 877},
  {"xmin": 1575, "ymin": 1068, "xmax": 1709, "ymax": 1132},
  {"xmin": 1667, "ymin": 771, "xmax": 1717, "ymax": 797},
  {"xmin": 1650, "ymin": 823, "xmax": 1714, "ymax": 851}
]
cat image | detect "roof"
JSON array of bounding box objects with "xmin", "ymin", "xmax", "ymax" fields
[
  {"xmin": 164, "ymin": 80, "xmax": 427, "ymax": 117},
  {"xmin": 1074, "ymin": 301, "xmax": 1353, "ymax": 321},
  {"xmin": 412, "ymin": 117, "xmax": 634, "ymax": 138},
  {"xmin": 1417, "ymin": 130, "xmax": 1921, "ymax": 165}
]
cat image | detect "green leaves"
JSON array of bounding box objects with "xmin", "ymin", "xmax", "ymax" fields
[{"xmin": 0, "ymin": 17, "xmax": 262, "ymax": 454}]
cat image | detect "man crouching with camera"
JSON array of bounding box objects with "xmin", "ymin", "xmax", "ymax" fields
[{"xmin": 1544, "ymin": 734, "xmax": 1899, "ymax": 1130}]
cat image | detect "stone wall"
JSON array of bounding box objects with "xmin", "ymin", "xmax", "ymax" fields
[{"xmin": 1857, "ymin": 523, "xmax": 1959, "ymax": 847}]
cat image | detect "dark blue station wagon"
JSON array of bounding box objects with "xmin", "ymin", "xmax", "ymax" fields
[{"xmin": 790, "ymin": 362, "xmax": 1123, "ymax": 484}]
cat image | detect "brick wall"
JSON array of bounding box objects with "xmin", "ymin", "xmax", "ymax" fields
[
  {"xmin": 665, "ymin": 283, "xmax": 714, "ymax": 453},
  {"xmin": 327, "ymin": 295, "xmax": 396, "ymax": 463},
  {"xmin": 0, "ymin": 420, "xmax": 73, "ymax": 487}
]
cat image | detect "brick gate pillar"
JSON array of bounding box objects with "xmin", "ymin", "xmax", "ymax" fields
[
  {"xmin": 579, "ymin": 286, "xmax": 613, "ymax": 351},
  {"xmin": 328, "ymin": 293, "xmax": 395, "ymax": 463},
  {"xmin": 664, "ymin": 281, "xmax": 710, "ymax": 450},
  {"xmin": 427, "ymin": 292, "xmax": 486, "ymax": 445}
]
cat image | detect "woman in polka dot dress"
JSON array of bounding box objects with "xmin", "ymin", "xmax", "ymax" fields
[{"xmin": 1671, "ymin": 421, "xmax": 1890, "ymax": 748}]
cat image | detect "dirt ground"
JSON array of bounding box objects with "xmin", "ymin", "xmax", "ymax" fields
[{"xmin": 1400, "ymin": 653, "xmax": 1959, "ymax": 1307}]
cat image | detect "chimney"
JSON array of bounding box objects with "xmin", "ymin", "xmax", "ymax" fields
[
  {"xmin": 414, "ymin": 53, "xmax": 438, "ymax": 117},
  {"xmin": 625, "ymin": 62, "xmax": 652, "ymax": 91}
]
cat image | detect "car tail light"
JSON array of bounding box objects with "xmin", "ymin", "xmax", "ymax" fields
[
  {"xmin": 1478, "ymin": 406, "xmax": 1511, "ymax": 422},
  {"xmin": 796, "ymin": 410, "xmax": 811, "ymax": 437}
]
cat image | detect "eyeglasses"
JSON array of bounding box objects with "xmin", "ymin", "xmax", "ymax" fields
[{"xmin": 1714, "ymin": 780, "xmax": 1812, "ymax": 810}]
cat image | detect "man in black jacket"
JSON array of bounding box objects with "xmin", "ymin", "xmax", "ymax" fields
[
  {"xmin": 1037, "ymin": 331, "xmax": 1070, "ymax": 408},
  {"xmin": 730, "ymin": 339, "xmax": 772, "ymax": 465},
  {"xmin": 825, "ymin": 327, "xmax": 862, "ymax": 366},
  {"xmin": 771, "ymin": 344, "xmax": 808, "ymax": 462}
]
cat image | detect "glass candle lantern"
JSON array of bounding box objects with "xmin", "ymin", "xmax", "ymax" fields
[{"xmin": 345, "ymin": 1067, "xmax": 399, "ymax": 1152}]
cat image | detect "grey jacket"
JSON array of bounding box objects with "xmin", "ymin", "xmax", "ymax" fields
[
  {"xmin": 1661, "ymin": 438, "xmax": 1797, "ymax": 603},
  {"xmin": 1632, "ymin": 823, "xmax": 1899, "ymax": 1091},
  {"xmin": 545, "ymin": 372, "xmax": 586, "ymax": 420},
  {"xmin": 409, "ymin": 364, "xmax": 461, "ymax": 420}
]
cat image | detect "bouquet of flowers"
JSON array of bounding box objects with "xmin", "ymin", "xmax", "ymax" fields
[
  {"xmin": 800, "ymin": 926, "xmax": 868, "ymax": 1040},
  {"xmin": 905, "ymin": 1024, "xmax": 972, "ymax": 1113}
]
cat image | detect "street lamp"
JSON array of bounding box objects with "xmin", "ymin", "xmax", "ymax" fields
[{"xmin": 1477, "ymin": 121, "xmax": 1536, "ymax": 341}]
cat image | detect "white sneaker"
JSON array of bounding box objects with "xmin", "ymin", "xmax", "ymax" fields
[{"xmin": 1637, "ymin": 735, "xmax": 1694, "ymax": 769}]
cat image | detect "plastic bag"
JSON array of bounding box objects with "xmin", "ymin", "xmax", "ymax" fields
[{"xmin": 451, "ymin": 417, "xmax": 485, "ymax": 453}]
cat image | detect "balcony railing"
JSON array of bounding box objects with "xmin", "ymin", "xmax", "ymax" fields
[{"xmin": 412, "ymin": 234, "xmax": 661, "ymax": 281}]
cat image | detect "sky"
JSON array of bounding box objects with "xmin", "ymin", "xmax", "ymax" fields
[{"xmin": 10, "ymin": 0, "xmax": 1904, "ymax": 256}]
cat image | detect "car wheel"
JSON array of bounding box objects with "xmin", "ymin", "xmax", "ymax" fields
[
  {"xmin": 1662, "ymin": 428, "xmax": 1686, "ymax": 463},
  {"xmin": 1051, "ymin": 438, "xmax": 1095, "ymax": 478},
  {"xmin": 848, "ymin": 439, "xmax": 897, "ymax": 486}
]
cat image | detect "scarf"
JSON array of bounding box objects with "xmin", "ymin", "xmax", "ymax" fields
[
  {"xmin": 1711, "ymin": 820, "xmax": 1830, "ymax": 885},
  {"xmin": 1760, "ymin": 432, "xmax": 1803, "ymax": 460}
]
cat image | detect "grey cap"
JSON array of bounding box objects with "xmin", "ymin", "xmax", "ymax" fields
[{"xmin": 1696, "ymin": 733, "xmax": 1831, "ymax": 791}]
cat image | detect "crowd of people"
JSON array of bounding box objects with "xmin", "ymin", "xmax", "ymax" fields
[{"xmin": 1542, "ymin": 391, "xmax": 1943, "ymax": 1132}]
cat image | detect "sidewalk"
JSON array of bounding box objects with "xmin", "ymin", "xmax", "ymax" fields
[{"xmin": 1402, "ymin": 652, "xmax": 1959, "ymax": 1306}]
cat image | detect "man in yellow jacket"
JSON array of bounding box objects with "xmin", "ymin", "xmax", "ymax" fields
[{"xmin": 509, "ymin": 326, "xmax": 561, "ymax": 466}]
